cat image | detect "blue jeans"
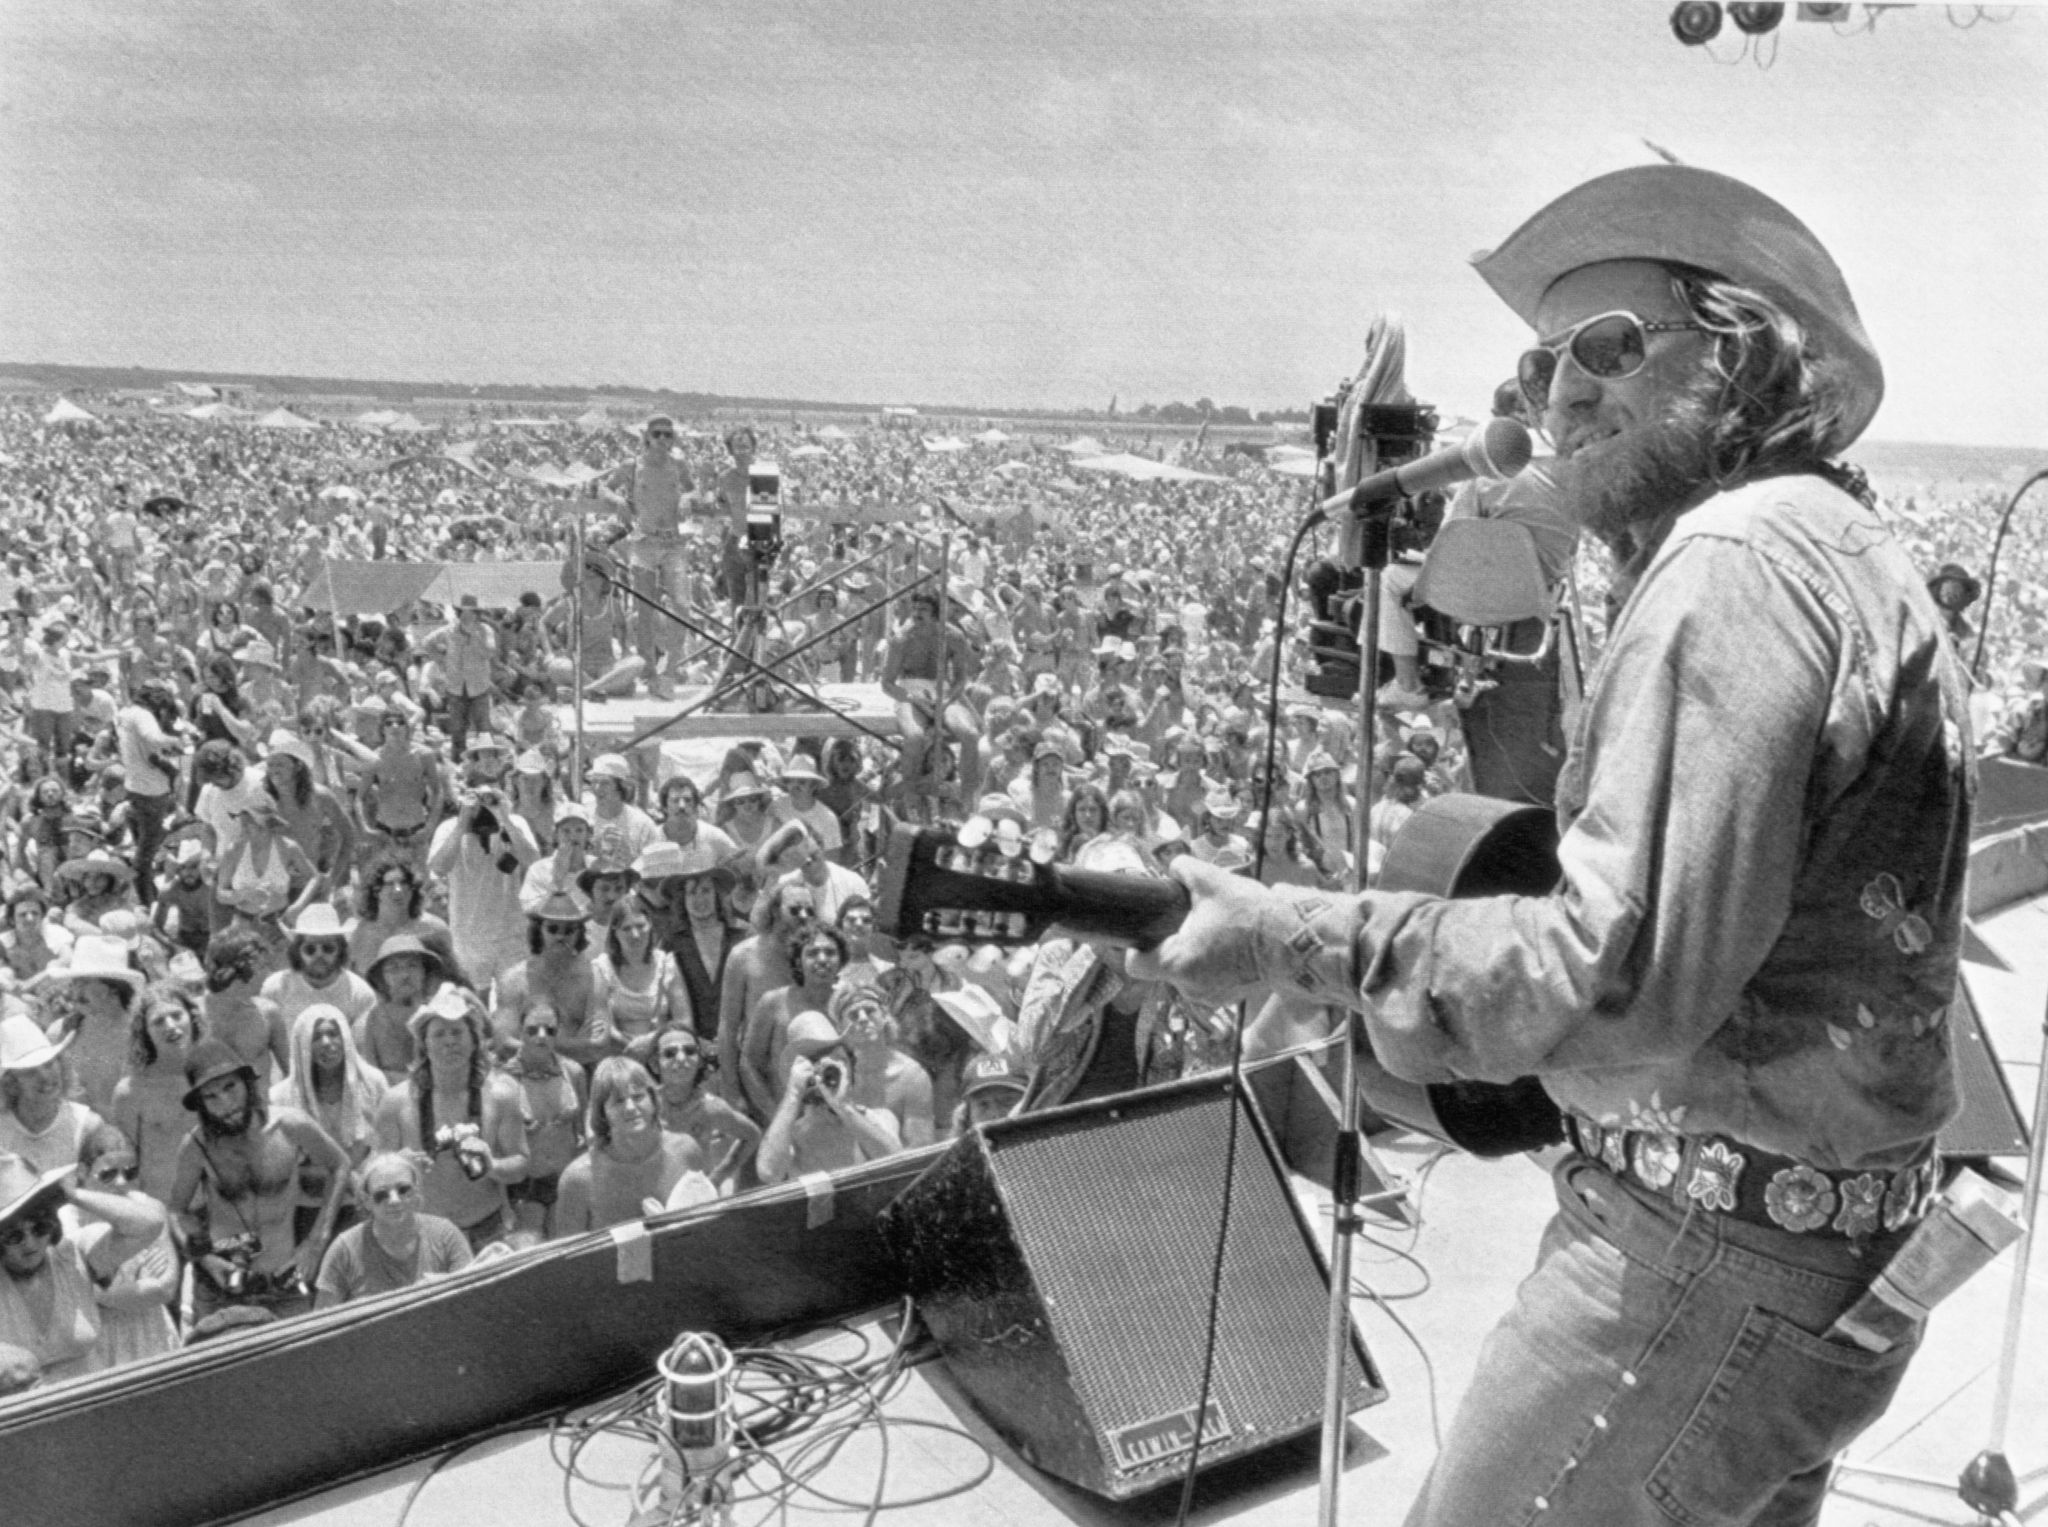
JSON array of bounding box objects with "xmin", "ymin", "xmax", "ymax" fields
[{"xmin": 1405, "ymin": 1155, "xmax": 1922, "ymax": 1527}]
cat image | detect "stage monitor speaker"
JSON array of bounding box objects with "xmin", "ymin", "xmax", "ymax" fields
[{"xmin": 878, "ymin": 1073, "xmax": 1384, "ymax": 1501}]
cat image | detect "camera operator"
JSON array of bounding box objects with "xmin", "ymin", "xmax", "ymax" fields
[
  {"xmin": 169, "ymin": 1039, "xmax": 350, "ymax": 1327},
  {"xmin": 427, "ymin": 733, "xmax": 538, "ymax": 990},
  {"xmin": 754, "ymin": 1012, "xmax": 902, "ymax": 1186}
]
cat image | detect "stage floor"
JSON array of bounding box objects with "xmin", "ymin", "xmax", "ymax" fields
[{"xmin": 246, "ymin": 891, "xmax": 2048, "ymax": 1527}]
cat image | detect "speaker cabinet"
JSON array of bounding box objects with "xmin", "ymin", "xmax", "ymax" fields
[{"xmin": 879, "ymin": 1074, "xmax": 1384, "ymax": 1500}]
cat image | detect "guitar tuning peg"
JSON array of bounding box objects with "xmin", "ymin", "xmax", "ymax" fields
[
  {"xmin": 957, "ymin": 816, "xmax": 992, "ymax": 849},
  {"xmin": 1027, "ymin": 828, "xmax": 1059, "ymax": 865}
]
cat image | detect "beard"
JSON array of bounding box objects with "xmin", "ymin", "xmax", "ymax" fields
[
  {"xmin": 199, "ymin": 1102, "xmax": 254, "ymax": 1138},
  {"xmin": 1552, "ymin": 371, "xmax": 1721, "ymax": 559}
]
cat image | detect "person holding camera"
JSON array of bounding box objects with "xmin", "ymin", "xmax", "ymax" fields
[
  {"xmin": 754, "ymin": 1012, "xmax": 902, "ymax": 1186},
  {"xmin": 168, "ymin": 1038, "xmax": 350, "ymax": 1327},
  {"xmin": 372, "ymin": 987, "xmax": 528, "ymax": 1253},
  {"xmin": 427, "ymin": 734, "xmax": 539, "ymax": 991}
]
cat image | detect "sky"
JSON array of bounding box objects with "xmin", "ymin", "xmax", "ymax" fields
[{"xmin": 1, "ymin": 0, "xmax": 2042, "ymax": 446}]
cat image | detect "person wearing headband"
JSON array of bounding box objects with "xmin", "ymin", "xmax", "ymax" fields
[{"xmin": 1133, "ymin": 165, "xmax": 1969, "ymax": 1526}]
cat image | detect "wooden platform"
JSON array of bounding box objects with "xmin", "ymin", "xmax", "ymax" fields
[{"xmin": 561, "ymin": 682, "xmax": 902, "ymax": 746}]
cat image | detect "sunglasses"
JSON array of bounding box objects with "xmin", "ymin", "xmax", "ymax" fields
[
  {"xmin": 93, "ymin": 1163, "xmax": 140, "ymax": 1186},
  {"xmin": 525, "ymin": 1024, "xmax": 558, "ymax": 1037},
  {"xmin": 369, "ymin": 1183, "xmax": 417, "ymax": 1205},
  {"xmin": 1517, "ymin": 310, "xmax": 1707, "ymax": 411},
  {"xmin": 300, "ymin": 940, "xmax": 348, "ymax": 956},
  {"xmin": 659, "ymin": 1045, "xmax": 700, "ymax": 1063},
  {"xmin": 541, "ymin": 921, "xmax": 581, "ymax": 936},
  {"xmin": 1, "ymin": 1215, "xmax": 60, "ymax": 1249}
]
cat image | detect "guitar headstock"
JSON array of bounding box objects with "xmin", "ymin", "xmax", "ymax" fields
[{"xmin": 875, "ymin": 816, "xmax": 1065, "ymax": 947}]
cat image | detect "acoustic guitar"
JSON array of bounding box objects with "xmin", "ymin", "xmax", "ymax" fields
[{"xmin": 874, "ymin": 795, "xmax": 1567, "ymax": 1157}]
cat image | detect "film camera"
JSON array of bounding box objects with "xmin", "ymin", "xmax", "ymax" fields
[
  {"xmin": 806, "ymin": 1056, "xmax": 850, "ymax": 1106},
  {"xmin": 433, "ymin": 1121, "xmax": 491, "ymax": 1180},
  {"xmin": 200, "ymin": 1231, "xmax": 305, "ymax": 1301},
  {"xmin": 744, "ymin": 463, "xmax": 784, "ymax": 564}
]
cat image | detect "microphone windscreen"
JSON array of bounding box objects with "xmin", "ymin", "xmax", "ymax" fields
[{"xmin": 1466, "ymin": 417, "xmax": 1534, "ymax": 481}]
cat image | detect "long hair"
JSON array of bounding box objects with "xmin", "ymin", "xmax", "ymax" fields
[
  {"xmin": 130, "ymin": 980, "xmax": 206, "ymax": 1072},
  {"xmin": 1669, "ymin": 267, "xmax": 1874, "ymax": 499},
  {"xmin": 278, "ymin": 1004, "xmax": 383, "ymax": 1156},
  {"xmin": 409, "ymin": 995, "xmax": 488, "ymax": 1144},
  {"xmin": 586, "ymin": 1055, "xmax": 655, "ymax": 1150},
  {"xmin": 1058, "ymin": 784, "xmax": 1110, "ymax": 863},
  {"xmin": 363, "ymin": 850, "xmax": 424, "ymax": 921},
  {"xmin": 265, "ymin": 754, "xmax": 314, "ymax": 811}
]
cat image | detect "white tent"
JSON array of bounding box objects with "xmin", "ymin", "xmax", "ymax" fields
[
  {"xmin": 255, "ymin": 407, "xmax": 319, "ymax": 431},
  {"xmin": 318, "ymin": 484, "xmax": 363, "ymax": 502},
  {"xmin": 1072, "ymin": 452, "xmax": 1227, "ymax": 484},
  {"xmin": 382, "ymin": 413, "xmax": 432, "ymax": 433},
  {"xmin": 182, "ymin": 402, "xmax": 237, "ymax": 420},
  {"xmin": 975, "ymin": 428, "xmax": 1010, "ymax": 445},
  {"xmin": 44, "ymin": 397, "xmax": 97, "ymax": 425},
  {"xmin": 173, "ymin": 382, "xmax": 219, "ymax": 399},
  {"xmin": 1057, "ymin": 436, "xmax": 1108, "ymax": 456},
  {"xmin": 922, "ymin": 436, "xmax": 970, "ymax": 454},
  {"xmin": 574, "ymin": 408, "xmax": 614, "ymax": 430},
  {"xmin": 814, "ymin": 425, "xmax": 852, "ymax": 441},
  {"xmin": 355, "ymin": 408, "xmax": 401, "ymax": 428},
  {"xmin": 789, "ymin": 444, "xmax": 831, "ymax": 458}
]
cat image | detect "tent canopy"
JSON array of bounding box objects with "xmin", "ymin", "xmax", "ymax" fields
[
  {"xmin": 255, "ymin": 407, "xmax": 318, "ymax": 430},
  {"xmin": 173, "ymin": 382, "xmax": 218, "ymax": 399},
  {"xmin": 300, "ymin": 557, "xmax": 566, "ymax": 615},
  {"xmin": 44, "ymin": 398, "xmax": 97, "ymax": 424},
  {"xmin": 1071, "ymin": 452, "xmax": 1227, "ymax": 484}
]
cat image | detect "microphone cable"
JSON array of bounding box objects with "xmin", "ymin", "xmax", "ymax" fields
[{"xmin": 1172, "ymin": 486, "xmax": 1329, "ymax": 1527}]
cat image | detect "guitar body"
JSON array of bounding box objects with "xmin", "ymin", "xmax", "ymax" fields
[{"xmin": 1371, "ymin": 793, "xmax": 1566, "ymax": 1157}]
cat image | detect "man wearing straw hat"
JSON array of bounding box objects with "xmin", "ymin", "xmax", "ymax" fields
[{"xmin": 1134, "ymin": 165, "xmax": 1970, "ymax": 1525}]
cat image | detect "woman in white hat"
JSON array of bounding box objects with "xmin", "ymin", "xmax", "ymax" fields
[
  {"xmin": 54, "ymin": 848, "xmax": 139, "ymax": 940},
  {"xmin": 713, "ymin": 770, "xmax": 774, "ymax": 854},
  {"xmin": 214, "ymin": 795, "xmax": 318, "ymax": 958},
  {"xmin": 0, "ymin": 1012, "xmax": 104, "ymax": 1172},
  {"xmin": 31, "ymin": 933, "xmax": 145, "ymax": 1117},
  {"xmin": 109, "ymin": 982, "xmax": 205, "ymax": 1208}
]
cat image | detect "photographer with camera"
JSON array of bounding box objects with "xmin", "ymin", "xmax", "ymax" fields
[
  {"xmin": 372, "ymin": 986, "xmax": 529, "ymax": 1253},
  {"xmin": 168, "ymin": 1039, "xmax": 350, "ymax": 1328},
  {"xmin": 427, "ymin": 733, "xmax": 539, "ymax": 990},
  {"xmin": 754, "ymin": 1012, "xmax": 902, "ymax": 1186}
]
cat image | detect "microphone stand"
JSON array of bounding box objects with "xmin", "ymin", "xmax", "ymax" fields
[
  {"xmin": 1969, "ymin": 467, "xmax": 2048, "ymax": 684},
  {"xmin": 1317, "ymin": 454, "xmax": 1399, "ymax": 1527}
]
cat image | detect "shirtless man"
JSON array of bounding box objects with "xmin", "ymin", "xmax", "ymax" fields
[
  {"xmin": 170, "ymin": 1039, "xmax": 350, "ymax": 1323},
  {"xmin": 490, "ymin": 890, "xmax": 603, "ymax": 1068},
  {"xmin": 357, "ymin": 711, "xmax": 444, "ymax": 876},
  {"xmin": 358, "ymin": 934, "xmax": 442, "ymax": 1085},
  {"xmin": 604, "ymin": 415, "xmax": 696, "ymax": 698},
  {"xmin": 554, "ymin": 1056, "xmax": 706, "ymax": 1234},
  {"xmin": 716, "ymin": 882, "xmax": 812, "ymax": 1118},
  {"xmin": 880, "ymin": 591, "xmax": 983, "ymax": 807},
  {"xmin": 711, "ymin": 427, "xmax": 760, "ymax": 609},
  {"xmin": 755, "ymin": 1014, "xmax": 903, "ymax": 1185},
  {"xmin": 504, "ymin": 999, "xmax": 586, "ymax": 1240},
  {"xmin": 831, "ymin": 978, "xmax": 936, "ymax": 1149}
]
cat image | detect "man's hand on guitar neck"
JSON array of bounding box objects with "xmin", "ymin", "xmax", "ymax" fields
[{"xmin": 1126, "ymin": 857, "xmax": 1360, "ymax": 1011}]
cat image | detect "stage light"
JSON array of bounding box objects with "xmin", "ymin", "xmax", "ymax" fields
[
  {"xmin": 1671, "ymin": 3, "xmax": 1725, "ymax": 45},
  {"xmin": 1730, "ymin": 2, "xmax": 1786, "ymax": 34}
]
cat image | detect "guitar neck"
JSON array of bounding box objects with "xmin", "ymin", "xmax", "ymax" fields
[{"xmin": 1038, "ymin": 863, "xmax": 1192, "ymax": 949}]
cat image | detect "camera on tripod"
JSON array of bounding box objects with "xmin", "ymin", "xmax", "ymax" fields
[{"xmin": 745, "ymin": 462, "xmax": 783, "ymax": 564}]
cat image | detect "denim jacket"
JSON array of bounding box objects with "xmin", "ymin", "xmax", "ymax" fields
[{"xmin": 1336, "ymin": 474, "xmax": 1972, "ymax": 1171}]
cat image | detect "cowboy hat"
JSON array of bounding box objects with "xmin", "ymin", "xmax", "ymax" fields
[
  {"xmin": 1471, "ymin": 164, "xmax": 1883, "ymax": 449},
  {"xmin": 1929, "ymin": 563, "xmax": 1982, "ymax": 603},
  {"xmin": 53, "ymin": 849, "xmax": 136, "ymax": 889},
  {"xmin": 181, "ymin": 1038, "xmax": 258, "ymax": 1111},
  {"xmin": 239, "ymin": 638, "xmax": 281, "ymax": 670},
  {"xmin": 784, "ymin": 1010, "xmax": 846, "ymax": 1059},
  {"xmin": 406, "ymin": 983, "xmax": 489, "ymax": 1043},
  {"xmin": 0, "ymin": 1012, "xmax": 74, "ymax": 1072},
  {"xmin": 634, "ymin": 840, "xmax": 732, "ymax": 889},
  {"xmin": 586, "ymin": 753, "xmax": 635, "ymax": 782},
  {"xmin": 1202, "ymin": 792, "xmax": 1243, "ymax": 822},
  {"xmin": 720, "ymin": 770, "xmax": 771, "ymax": 806},
  {"xmin": 265, "ymin": 730, "xmax": 317, "ymax": 770},
  {"xmin": 0, "ymin": 1156, "xmax": 73, "ymax": 1234},
  {"xmin": 530, "ymin": 888, "xmax": 591, "ymax": 924},
  {"xmin": 366, "ymin": 934, "xmax": 445, "ymax": 987},
  {"xmin": 553, "ymin": 800, "xmax": 594, "ymax": 829},
  {"xmin": 285, "ymin": 903, "xmax": 357, "ymax": 940},
  {"xmin": 778, "ymin": 755, "xmax": 827, "ymax": 786},
  {"xmin": 576, "ymin": 856, "xmax": 638, "ymax": 894},
  {"xmin": 29, "ymin": 934, "xmax": 143, "ymax": 994}
]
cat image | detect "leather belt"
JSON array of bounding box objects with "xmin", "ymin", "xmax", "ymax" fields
[{"xmin": 1564, "ymin": 1112, "xmax": 1939, "ymax": 1242}]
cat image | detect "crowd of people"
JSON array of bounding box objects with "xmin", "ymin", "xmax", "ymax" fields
[{"xmin": 0, "ymin": 374, "xmax": 2038, "ymax": 1396}]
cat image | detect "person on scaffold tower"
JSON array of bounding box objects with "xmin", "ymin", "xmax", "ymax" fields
[
  {"xmin": 600, "ymin": 414, "xmax": 695, "ymax": 701},
  {"xmin": 880, "ymin": 590, "xmax": 982, "ymax": 814}
]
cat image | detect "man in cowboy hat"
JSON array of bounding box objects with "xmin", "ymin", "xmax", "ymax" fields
[
  {"xmin": 0, "ymin": 1154, "xmax": 166, "ymax": 1385},
  {"xmin": 420, "ymin": 592, "xmax": 497, "ymax": 759},
  {"xmin": 1134, "ymin": 164, "xmax": 1971, "ymax": 1525},
  {"xmin": 28, "ymin": 932, "xmax": 144, "ymax": 1119},
  {"xmin": 644, "ymin": 841, "xmax": 744, "ymax": 1039},
  {"xmin": 168, "ymin": 1037, "xmax": 350, "ymax": 1323},
  {"xmin": 260, "ymin": 903, "xmax": 376, "ymax": 1032},
  {"xmin": 428, "ymin": 733, "xmax": 539, "ymax": 989},
  {"xmin": 767, "ymin": 752, "xmax": 841, "ymax": 852},
  {"xmin": 584, "ymin": 752, "xmax": 658, "ymax": 866},
  {"xmin": 1925, "ymin": 561, "xmax": 1982, "ymax": 659},
  {"xmin": 490, "ymin": 889, "xmax": 603, "ymax": 1068},
  {"xmin": 359, "ymin": 934, "xmax": 446, "ymax": 1085}
]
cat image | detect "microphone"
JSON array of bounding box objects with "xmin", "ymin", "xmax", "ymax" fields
[{"xmin": 1317, "ymin": 417, "xmax": 1533, "ymax": 522}]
